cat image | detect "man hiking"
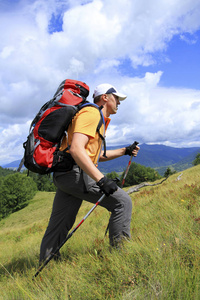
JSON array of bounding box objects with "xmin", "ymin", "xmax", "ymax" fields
[{"xmin": 39, "ymin": 83, "xmax": 140, "ymax": 263}]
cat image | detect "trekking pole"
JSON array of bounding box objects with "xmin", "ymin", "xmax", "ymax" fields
[
  {"xmin": 33, "ymin": 193, "xmax": 106, "ymax": 279},
  {"xmin": 121, "ymin": 141, "xmax": 139, "ymax": 187}
]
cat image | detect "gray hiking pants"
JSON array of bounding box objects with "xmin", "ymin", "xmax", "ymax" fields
[{"xmin": 39, "ymin": 165, "xmax": 132, "ymax": 262}]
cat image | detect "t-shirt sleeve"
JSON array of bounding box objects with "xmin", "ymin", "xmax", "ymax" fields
[{"xmin": 73, "ymin": 107, "xmax": 101, "ymax": 138}]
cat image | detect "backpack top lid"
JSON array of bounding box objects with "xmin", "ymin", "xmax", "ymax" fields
[{"xmin": 54, "ymin": 79, "xmax": 90, "ymax": 106}]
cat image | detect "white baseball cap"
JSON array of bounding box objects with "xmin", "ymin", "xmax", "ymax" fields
[{"xmin": 93, "ymin": 83, "xmax": 127, "ymax": 101}]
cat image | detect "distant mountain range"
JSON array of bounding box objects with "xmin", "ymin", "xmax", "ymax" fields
[
  {"xmin": 1, "ymin": 144, "xmax": 200, "ymax": 176},
  {"xmin": 98, "ymin": 144, "xmax": 200, "ymax": 175}
]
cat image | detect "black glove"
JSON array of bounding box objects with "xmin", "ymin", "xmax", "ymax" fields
[
  {"xmin": 97, "ymin": 176, "xmax": 118, "ymax": 196},
  {"xmin": 125, "ymin": 141, "xmax": 139, "ymax": 156}
]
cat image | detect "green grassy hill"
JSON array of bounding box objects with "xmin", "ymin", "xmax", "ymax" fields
[{"xmin": 0, "ymin": 166, "xmax": 199, "ymax": 299}]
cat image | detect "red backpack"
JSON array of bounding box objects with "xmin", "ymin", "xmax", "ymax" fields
[{"xmin": 18, "ymin": 79, "xmax": 105, "ymax": 174}]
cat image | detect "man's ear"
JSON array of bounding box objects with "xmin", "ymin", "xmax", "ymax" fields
[{"xmin": 102, "ymin": 94, "xmax": 109, "ymax": 103}]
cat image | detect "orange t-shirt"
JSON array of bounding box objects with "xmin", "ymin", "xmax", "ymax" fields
[{"xmin": 60, "ymin": 106, "xmax": 110, "ymax": 165}]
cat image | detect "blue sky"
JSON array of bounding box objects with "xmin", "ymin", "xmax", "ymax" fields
[
  {"xmin": 0, "ymin": 0, "xmax": 200, "ymax": 165},
  {"xmin": 119, "ymin": 33, "xmax": 200, "ymax": 90},
  {"xmin": 153, "ymin": 33, "xmax": 200, "ymax": 89}
]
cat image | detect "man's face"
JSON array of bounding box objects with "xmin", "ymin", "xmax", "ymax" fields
[{"xmin": 107, "ymin": 94, "xmax": 120, "ymax": 115}]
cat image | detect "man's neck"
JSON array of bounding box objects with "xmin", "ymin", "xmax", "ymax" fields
[{"xmin": 98, "ymin": 103, "xmax": 110, "ymax": 118}]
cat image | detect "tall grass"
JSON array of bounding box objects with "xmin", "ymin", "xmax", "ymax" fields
[{"xmin": 0, "ymin": 166, "xmax": 199, "ymax": 299}]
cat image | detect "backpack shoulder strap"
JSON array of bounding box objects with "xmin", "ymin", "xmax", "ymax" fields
[
  {"xmin": 96, "ymin": 105, "xmax": 107, "ymax": 158},
  {"xmin": 79, "ymin": 103, "xmax": 107, "ymax": 158}
]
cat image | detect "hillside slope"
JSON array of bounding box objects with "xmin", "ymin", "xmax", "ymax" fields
[{"xmin": 0, "ymin": 166, "xmax": 199, "ymax": 299}]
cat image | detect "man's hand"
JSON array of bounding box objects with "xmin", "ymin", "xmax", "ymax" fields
[
  {"xmin": 125, "ymin": 141, "xmax": 140, "ymax": 156},
  {"xmin": 97, "ymin": 176, "xmax": 118, "ymax": 196}
]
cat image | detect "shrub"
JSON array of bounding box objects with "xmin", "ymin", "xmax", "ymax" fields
[
  {"xmin": 164, "ymin": 167, "xmax": 176, "ymax": 177},
  {"xmin": 193, "ymin": 153, "xmax": 200, "ymax": 166},
  {"xmin": 0, "ymin": 173, "xmax": 37, "ymax": 220}
]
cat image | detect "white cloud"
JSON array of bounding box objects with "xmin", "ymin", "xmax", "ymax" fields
[
  {"xmin": 107, "ymin": 74, "xmax": 200, "ymax": 147},
  {"xmin": 95, "ymin": 59, "xmax": 120, "ymax": 74},
  {"xmin": 0, "ymin": 121, "xmax": 30, "ymax": 164},
  {"xmin": 0, "ymin": 0, "xmax": 200, "ymax": 164}
]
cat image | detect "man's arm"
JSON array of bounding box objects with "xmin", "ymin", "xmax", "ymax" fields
[
  {"xmin": 99, "ymin": 145, "xmax": 140, "ymax": 162},
  {"xmin": 69, "ymin": 132, "xmax": 104, "ymax": 182}
]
